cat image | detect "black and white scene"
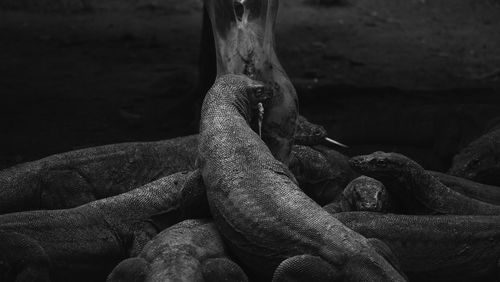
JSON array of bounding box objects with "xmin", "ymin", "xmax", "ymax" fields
[{"xmin": 1, "ymin": 0, "xmax": 500, "ymax": 281}]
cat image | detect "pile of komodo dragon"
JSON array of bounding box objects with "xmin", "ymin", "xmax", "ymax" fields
[{"xmin": 1, "ymin": 1, "xmax": 499, "ymax": 281}]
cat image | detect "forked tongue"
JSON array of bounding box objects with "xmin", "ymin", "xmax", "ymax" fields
[{"xmin": 325, "ymin": 137, "xmax": 349, "ymax": 148}]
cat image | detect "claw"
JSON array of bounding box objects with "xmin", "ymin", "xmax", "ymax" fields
[{"xmin": 325, "ymin": 137, "xmax": 349, "ymax": 148}]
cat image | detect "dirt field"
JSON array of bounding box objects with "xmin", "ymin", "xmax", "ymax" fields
[{"xmin": 1, "ymin": 0, "xmax": 500, "ymax": 170}]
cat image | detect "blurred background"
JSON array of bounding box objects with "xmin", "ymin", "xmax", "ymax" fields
[{"xmin": 1, "ymin": 0, "xmax": 499, "ymax": 171}]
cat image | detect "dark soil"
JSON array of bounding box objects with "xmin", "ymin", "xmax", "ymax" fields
[{"xmin": 1, "ymin": 0, "xmax": 500, "ymax": 170}]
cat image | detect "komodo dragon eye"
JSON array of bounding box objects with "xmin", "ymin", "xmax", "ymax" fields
[
  {"xmin": 248, "ymin": 84, "xmax": 272, "ymax": 102},
  {"xmin": 255, "ymin": 86, "xmax": 264, "ymax": 97}
]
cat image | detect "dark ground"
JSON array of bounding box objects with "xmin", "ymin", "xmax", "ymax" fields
[{"xmin": 1, "ymin": 0, "xmax": 500, "ymax": 171}]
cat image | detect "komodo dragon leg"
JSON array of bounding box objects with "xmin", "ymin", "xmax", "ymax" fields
[
  {"xmin": 198, "ymin": 74, "xmax": 406, "ymax": 281},
  {"xmin": 107, "ymin": 219, "xmax": 248, "ymax": 282}
]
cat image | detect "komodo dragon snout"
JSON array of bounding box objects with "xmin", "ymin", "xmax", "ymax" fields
[{"xmin": 242, "ymin": 76, "xmax": 274, "ymax": 108}]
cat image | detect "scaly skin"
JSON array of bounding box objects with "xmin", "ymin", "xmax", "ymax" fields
[
  {"xmin": 0, "ymin": 170, "xmax": 209, "ymax": 282},
  {"xmin": 332, "ymin": 212, "xmax": 500, "ymax": 282},
  {"xmin": 205, "ymin": 0, "xmax": 298, "ymax": 164},
  {"xmin": 431, "ymin": 171, "xmax": 500, "ymax": 206},
  {"xmin": 323, "ymin": 176, "xmax": 390, "ymax": 214},
  {"xmin": 198, "ymin": 74, "xmax": 406, "ymax": 281},
  {"xmin": 272, "ymin": 255, "xmax": 340, "ymax": 282},
  {"xmin": 0, "ymin": 136, "xmax": 349, "ymax": 215},
  {"xmin": 108, "ymin": 219, "xmax": 248, "ymax": 282},
  {"xmin": 350, "ymin": 152, "xmax": 500, "ymax": 215},
  {"xmin": 293, "ymin": 115, "xmax": 328, "ymax": 146},
  {"xmin": 0, "ymin": 135, "xmax": 198, "ymax": 214},
  {"xmin": 289, "ymin": 145, "xmax": 356, "ymax": 206}
]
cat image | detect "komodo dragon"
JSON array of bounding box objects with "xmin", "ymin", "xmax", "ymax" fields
[
  {"xmin": 198, "ymin": 74, "xmax": 406, "ymax": 281},
  {"xmin": 0, "ymin": 170, "xmax": 209, "ymax": 282},
  {"xmin": 323, "ymin": 176, "xmax": 391, "ymax": 214},
  {"xmin": 331, "ymin": 212, "xmax": 500, "ymax": 282},
  {"xmin": 350, "ymin": 152, "xmax": 500, "ymax": 215},
  {"xmin": 0, "ymin": 121, "xmax": 339, "ymax": 215},
  {"xmin": 107, "ymin": 219, "xmax": 248, "ymax": 282},
  {"xmin": 0, "ymin": 144, "xmax": 354, "ymax": 282},
  {"xmin": 289, "ymin": 144, "xmax": 356, "ymax": 206}
]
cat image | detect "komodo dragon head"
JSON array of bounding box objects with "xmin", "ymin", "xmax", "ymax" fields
[{"xmin": 343, "ymin": 176, "xmax": 390, "ymax": 212}]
